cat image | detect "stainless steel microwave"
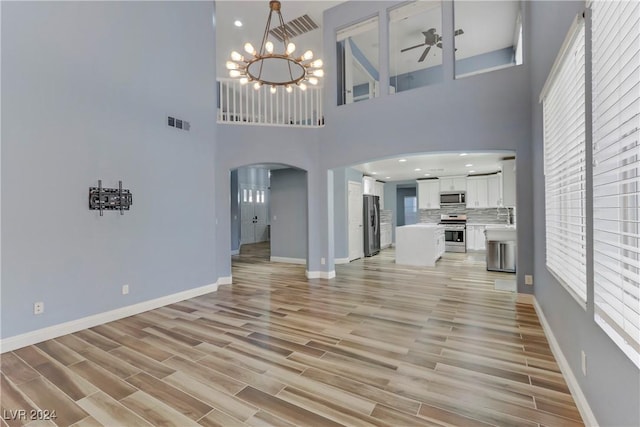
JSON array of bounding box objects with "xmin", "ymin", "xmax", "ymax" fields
[{"xmin": 440, "ymin": 191, "xmax": 466, "ymax": 205}]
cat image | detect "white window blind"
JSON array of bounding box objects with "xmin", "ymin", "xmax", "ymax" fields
[
  {"xmin": 591, "ymin": 0, "xmax": 640, "ymax": 368},
  {"xmin": 541, "ymin": 17, "xmax": 587, "ymax": 304}
]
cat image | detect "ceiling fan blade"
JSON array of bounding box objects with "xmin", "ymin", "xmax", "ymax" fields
[
  {"xmin": 401, "ymin": 42, "xmax": 427, "ymax": 53},
  {"xmin": 421, "ymin": 28, "xmax": 437, "ymax": 37},
  {"xmin": 454, "ymin": 28, "xmax": 464, "ymax": 36},
  {"xmin": 418, "ymin": 46, "xmax": 431, "ymax": 62}
]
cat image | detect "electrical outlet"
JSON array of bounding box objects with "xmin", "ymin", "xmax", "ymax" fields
[
  {"xmin": 581, "ymin": 350, "xmax": 587, "ymax": 376},
  {"xmin": 122, "ymin": 284, "xmax": 130, "ymax": 295},
  {"xmin": 321, "ymin": 257, "xmax": 326, "ymax": 265},
  {"xmin": 525, "ymin": 275, "xmax": 533, "ymax": 285},
  {"xmin": 34, "ymin": 302, "xmax": 44, "ymax": 315}
]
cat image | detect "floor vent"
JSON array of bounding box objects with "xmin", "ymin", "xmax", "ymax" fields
[{"xmin": 269, "ymin": 14, "xmax": 318, "ymax": 42}]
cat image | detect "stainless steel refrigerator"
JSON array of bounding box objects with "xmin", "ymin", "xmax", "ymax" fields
[{"xmin": 363, "ymin": 195, "xmax": 380, "ymax": 257}]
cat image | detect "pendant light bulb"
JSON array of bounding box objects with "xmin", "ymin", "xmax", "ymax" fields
[
  {"xmin": 310, "ymin": 59, "xmax": 323, "ymax": 68},
  {"xmin": 229, "ymin": 69, "xmax": 241, "ymax": 78},
  {"xmin": 244, "ymin": 43, "xmax": 256, "ymax": 56},
  {"xmin": 253, "ymin": 82, "xmax": 261, "ymax": 90},
  {"xmin": 226, "ymin": 61, "xmax": 238, "ymax": 70},
  {"xmin": 313, "ymin": 69, "xmax": 324, "ymax": 77},
  {"xmin": 308, "ymin": 77, "xmax": 318, "ymax": 85},
  {"xmin": 230, "ymin": 51, "xmax": 243, "ymax": 62},
  {"xmin": 299, "ymin": 82, "xmax": 307, "ymax": 91},
  {"xmin": 302, "ymin": 50, "xmax": 313, "ymax": 60},
  {"xmin": 286, "ymin": 42, "xmax": 296, "ymax": 55},
  {"xmin": 240, "ymin": 77, "xmax": 249, "ymax": 85},
  {"xmin": 270, "ymin": 86, "xmax": 277, "ymax": 94},
  {"xmin": 285, "ymin": 85, "xmax": 293, "ymax": 93},
  {"xmin": 265, "ymin": 41, "xmax": 274, "ymax": 54}
]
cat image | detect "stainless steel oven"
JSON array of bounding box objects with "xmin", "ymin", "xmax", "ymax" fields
[{"xmin": 439, "ymin": 214, "xmax": 467, "ymax": 253}]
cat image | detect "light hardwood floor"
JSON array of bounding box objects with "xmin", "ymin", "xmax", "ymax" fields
[{"xmin": 1, "ymin": 243, "xmax": 584, "ymax": 426}]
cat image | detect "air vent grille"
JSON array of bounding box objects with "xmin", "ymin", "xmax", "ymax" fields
[{"xmin": 269, "ymin": 14, "xmax": 318, "ymax": 42}]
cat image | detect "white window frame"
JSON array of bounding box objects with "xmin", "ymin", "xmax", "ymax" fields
[
  {"xmin": 591, "ymin": 0, "xmax": 640, "ymax": 368},
  {"xmin": 540, "ymin": 15, "xmax": 587, "ymax": 307}
]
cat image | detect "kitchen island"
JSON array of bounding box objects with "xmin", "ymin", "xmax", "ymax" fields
[{"xmin": 395, "ymin": 224, "xmax": 445, "ymax": 267}]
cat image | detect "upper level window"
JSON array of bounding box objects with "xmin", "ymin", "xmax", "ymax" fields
[
  {"xmin": 389, "ymin": 1, "xmax": 443, "ymax": 94},
  {"xmin": 337, "ymin": 16, "xmax": 379, "ymax": 105},
  {"xmin": 454, "ymin": 0, "xmax": 523, "ymax": 79}
]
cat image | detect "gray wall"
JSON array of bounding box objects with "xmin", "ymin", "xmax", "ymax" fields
[
  {"xmin": 270, "ymin": 168, "xmax": 308, "ymax": 260},
  {"xmin": 528, "ymin": 2, "xmax": 640, "ymax": 425},
  {"xmin": 320, "ymin": 1, "xmax": 535, "ymax": 292},
  {"xmin": 1, "ymin": 1, "xmax": 217, "ymax": 338}
]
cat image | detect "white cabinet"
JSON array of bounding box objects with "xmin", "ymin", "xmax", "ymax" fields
[
  {"xmin": 466, "ymin": 174, "xmax": 502, "ymax": 208},
  {"xmin": 439, "ymin": 177, "xmax": 466, "ymax": 192},
  {"xmin": 396, "ymin": 224, "xmax": 444, "ymax": 267},
  {"xmin": 363, "ymin": 176, "xmax": 375, "ymax": 195},
  {"xmin": 380, "ymin": 223, "xmax": 392, "ymax": 249},
  {"xmin": 466, "ymin": 225, "xmax": 487, "ymax": 251},
  {"xmin": 418, "ymin": 180, "xmax": 440, "ymax": 209},
  {"xmin": 487, "ymin": 174, "xmax": 502, "ymax": 207},
  {"xmin": 501, "ymin": 159, "xmax": 516, "ymax": 207}
]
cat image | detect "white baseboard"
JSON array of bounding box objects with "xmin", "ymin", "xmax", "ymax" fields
[
  {"xmin": 270, "ymin": 256, "xmax": 306, "ymax": 265},
  {"xmin": 533, "ymin": 298, "xmax": 599, "ymax": 427},
  {"xmin": 306, "ymin": 270, "xmax": 336, "ymax": 279},
  {"xmin": 0, "ymin": 281, "xmax": 222, "ymax": 353},
  {"xmin": 218, "ymin": 276, "xmax": 233, "ymax": 285},
  {"xmin": 334, "ymin": 257, "xmax": 350, "ymax": 265},
  {"xmin": 230, "ymin": 249, "xmax": 239, "ymax": 255}
]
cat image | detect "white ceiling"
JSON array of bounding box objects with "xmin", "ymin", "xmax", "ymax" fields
[
  {"xmin": 352, "ymin": 152, "xmax": 515, "ymax": 182},
  {"xmin": 216, "ymin": 1, "xmax": 341, "ymax": 77}
]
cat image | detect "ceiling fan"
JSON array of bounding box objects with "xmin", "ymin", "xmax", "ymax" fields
[{"xmin": 401, "ymin": 28, "xmax": 464, "ymax": 62}]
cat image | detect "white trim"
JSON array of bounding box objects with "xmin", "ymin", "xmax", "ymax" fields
[
  {"xmin": 231, "ymin": 249, "xmax": 239, "ymax": 255},
  {"xmin": 305, "ymin": 270, "xmax": 336, "ymax": 279},
  {"xmin": 533, "ymin": 298, "xmax": 599, "ymax": 427},
  {"xmin": 0, "ymin": 281, "xmax": 221, "ymax": 353},
  {"xmin": 539, "ymin": 13, "xmax": 585, "ymax": 102},
  {"xmin": 270, "ymin": 256, "xmax": 306, "ymax": 265},
  {"xmin": 217, "ymin": 276, "xmax": 233, "ymax": 285},
  {"xmin": 334, "ymin": 257, "xmax": 350, "ymax": 265}
]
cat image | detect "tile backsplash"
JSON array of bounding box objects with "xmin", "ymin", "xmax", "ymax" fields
[{"xmin": 419, "ymin": 206, "xmax": 514, "ymax": 224}]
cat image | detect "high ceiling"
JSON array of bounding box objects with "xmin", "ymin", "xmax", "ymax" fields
[
  {"xmin": 216, "ymin": 1, "xmax": 521, "ymax": 80},
  {"xmin": 216, "ymin": 1, "xmax": 341, "ymax": 77},
  {"xmin": 352, "ymin": 152, "xmax": 515, "ymax": 182}
]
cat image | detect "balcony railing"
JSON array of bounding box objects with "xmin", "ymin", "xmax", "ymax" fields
[{"xmin": 217, "ymin": 78, "xmax": 324, "ymax": 128}]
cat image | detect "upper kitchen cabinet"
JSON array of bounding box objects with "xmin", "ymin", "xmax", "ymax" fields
[
  {"xmin": 439, "ymin": 177, "xmax": 466, "ymax": 192},
  {"xmin": 374, "ymin": 181, "xmax": 385, "ymax": 208},
  {"xmin": 418, "ymin": 179, "xmax": 440, "ymax": 209},
  {"xmin": 501, "ymin": 159, "xmax": 516, "ymax": 207},
  {"xmin": 467, "ymin": 174, "xmax": 502, "ymax": 208},
  {"xmin": 363, "ymin": 176, "xmax": 376, "ymax": 195}
]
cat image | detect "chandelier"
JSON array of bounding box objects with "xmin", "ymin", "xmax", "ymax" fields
[{"xmin": 226, "ymin": 0, "xmax": 324, "ymax": 94}]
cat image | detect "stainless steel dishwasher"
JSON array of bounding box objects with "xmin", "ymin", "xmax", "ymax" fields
[{"xmin": 486, "ymin": 240, "xmax": 516, "ymax": 273}]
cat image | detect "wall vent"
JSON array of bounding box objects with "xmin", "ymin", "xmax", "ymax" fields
[
  {"xmin": 167, "ymin": 116, "xmax": 190, "ymax": 131},
  {"xmin": 269, "ymin": 14, "xmax": 318, "ymax": 42}
]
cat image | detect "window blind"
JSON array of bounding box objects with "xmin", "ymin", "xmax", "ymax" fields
[
  {"xmin": 541, "ymin": 17, "xmax": 587, "ymax": 304},
  {"xmin": 591, "ymin": 0, "xmax": 640, "ymax": 368}
]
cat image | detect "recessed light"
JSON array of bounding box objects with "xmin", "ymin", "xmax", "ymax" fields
[
  {"xmin": 414, "ymin": 168, "xmax": 421, "ymax": 172},
  {"xmin": 371, "ymin": 172, "xmax": 378, "ymax": 175},
  {"xmin": 424, "ymin": 173, "xmax": 431, "ymax": 176},
  {"xmin": 459, "ymin": 153, "xmax": 468, "ymax": 156},
  {"xmin": 398, "ymin": 159, "xmax": 407, "ymax": 163},
  {"xmin": 469, "ymin": 170, "xmax": 476, "ymax": 173},
  {"xmin": 385, "ymin": 176, "xmax": 391, "ymax": 179},
  {"xmin": 234, "ymin": 20, "xmax": 243, "ymax": 27},
  {"xmin": 465, "ymin": 164, "xmax": 473, "ymax": 167}
]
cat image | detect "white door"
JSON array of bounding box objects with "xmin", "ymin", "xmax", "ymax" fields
[
  {"xmin": 240, "ymin": 185, "xmax": 269, "ymax": 244},
  {"xmin": 348, "ymin": 181, "xmax": 363, "ymax": 261}
]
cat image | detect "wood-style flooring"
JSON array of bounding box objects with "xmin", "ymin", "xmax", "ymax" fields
[{"xmin": 1, "ymin": 243, "xmax": 584, "ymax": 426}]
